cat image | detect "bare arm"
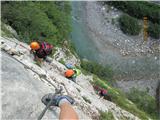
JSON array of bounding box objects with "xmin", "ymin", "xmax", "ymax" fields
[{"xmin": 59, "ymin": 103, "xmax": 79, "ymax": 120}]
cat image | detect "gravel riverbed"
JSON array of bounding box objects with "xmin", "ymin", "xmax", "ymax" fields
[
  {"xmin": 85, "ymin": 2, "xmax": 160, "ymax": 57},
  {"xmin": 82, "ymin": 2, "xmax": 159, "ymax": 80},
  {"xmin": 80, "ymin": 1, "xmax": 160, "ymax": 95}
]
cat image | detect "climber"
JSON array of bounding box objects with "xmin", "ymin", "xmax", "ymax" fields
[
  {"xmin": 93, "ymin": 85, "xmax": 112, "ymax": 101},
  {"xmin": 98, "ymin": 88, "xmax": 108, "ymax": 98},
  {"xmin": 65, "ymin": 63, "xmax": 75, "ymax": 69},
  {"xmin": 65, "ymin": 68, "xmax": 81, "ymax": 82},
  {"xmin": 30, "ymin": 41, "xmax": 53, "ymax": 63},
  {"xmin": 99, "ymin": 88, "xmax": 112, "ymax": 101},
  {"xmin": 42, "ymin": 94, "xmax": 79, "ymax": 120}
]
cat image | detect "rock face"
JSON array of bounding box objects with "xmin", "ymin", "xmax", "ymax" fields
[
  {"xmin": 1, "ymin": 36, "xmax": 141, "ymax": 120},
  {"xmin": 53, "ymin": 47, "xmax": 80, "ymax": 66},
  {"xmin": 2, "ymin": 52, "xmax": 56, "ymax": 119}
]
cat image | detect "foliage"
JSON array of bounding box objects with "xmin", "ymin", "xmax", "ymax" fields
[
  {"xmin": 126, "ymin": 88, "xmax": 158, "ymax": 119},
  {"xmin": 92, "ymin": 76, "xmax": 149, "ymax": 119},
  {"xmin": 1, "ymin": 1, "xmax": 71, "ymax": 45},
  {"xmin": 81, "ymin": 60, "xmax": 113, "ymax": 81},
  {"xmin": 106, "ymin": 1, "xmax": 160, "ymax": 24},
  {"xmin": 148, "ymin": 22, "xmax": 160, "ymax": 39},
  {"xmin": 119, "ymin": 14, "xmax": 141, "ymax": 35},
  {"xmin": 111, "ymin": 18, "xmax": 115, "ymax": 25},
  {"xmin": 106, "ymin": 1, "xmax": 160, "ymax": 39},
  {"xmin": 68, "ymin": 41, "xmax": 76, "ymax": 55},
  {"xmin": 99, "ymin": 111, "xmax": 115, "ymax": 120}
]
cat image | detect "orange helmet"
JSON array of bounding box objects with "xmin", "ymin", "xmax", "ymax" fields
[
  {"xmin": 65, "ymin": 69, "xmax": 75, "ymax": 78},
  {"xmin": 30, "ymin": 42, "xmax": 40, "ymax": 50}
]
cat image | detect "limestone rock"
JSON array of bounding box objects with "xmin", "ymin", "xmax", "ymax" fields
[{"xmin": 1, "ymin": 37, "xmax": 141, "ymax": 120}]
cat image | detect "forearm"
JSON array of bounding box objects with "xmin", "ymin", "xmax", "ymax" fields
[{"xmin": 59, "ymin": 103, "xmax": 79, "ymax": 120}]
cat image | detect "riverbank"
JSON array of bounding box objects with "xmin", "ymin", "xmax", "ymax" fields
[
  {"xmin": 85, "ymin": 2, "xmax": 160, "ymax": 57},
  {"xmin": 70, "ymin": 1, "xmax": 159, "ymax": 97},
  {"xmin": 82, "ymin": 1, "xmax": 159, "ymax": 81}
]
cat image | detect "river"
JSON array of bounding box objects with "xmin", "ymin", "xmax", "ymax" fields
[{"xmin": 70, "ymin": 2, "xmax": 100, "ymax": 61}]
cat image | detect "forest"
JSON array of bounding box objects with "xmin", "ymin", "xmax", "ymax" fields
[{"xmin": 1, "ymin": 1, "xmax": 71, "ymax": 45}]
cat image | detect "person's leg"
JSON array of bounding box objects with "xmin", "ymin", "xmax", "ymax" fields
[
  {"xmin": 45, "ymin": 56, "xmax": 52, "ymax": 63},
  {"xmin": 59, "ymin": 102, "xmax": 79, "ymax": 120},
  {"xmin": 71, "ymin": 77, "xmax": 76, "ymax": 83},
  {"xmin": 99, "ymin": 92, "xmax": 104, "ymax": 99},
  {"xmin": 68, "ymin": 77, "xmax": 76, "ymax": 83},
  {"xmin": 33, "ymin": 53, "xmax": 43, "ymax": 63}
]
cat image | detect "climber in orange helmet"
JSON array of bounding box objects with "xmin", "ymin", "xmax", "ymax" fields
[
  {"xmin": 64, "ymin": 69, "xmax": 77, "ymax": 82},
  {"xmin": 30, "ymin": 41, "xmax": 53, "ymax": 63},
  {"xmin": 30, "ymin": 41, "xmax": 40, "ymax": 50},
  {"xmin": 64, "ymin": 64, "xmax": 81, "ymax": 83},
  {"xmin": 65, "ymin": 69, "xmax": 75, "ymax": 78}
]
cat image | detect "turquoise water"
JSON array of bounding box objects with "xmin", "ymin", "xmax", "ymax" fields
[
  {"xmin": 70, "ymin": 2, "xmax": 100, "ymax": 61},
  {"xmin": 70, "ymin": 2, "xmax": 160, "ymax": 80}
]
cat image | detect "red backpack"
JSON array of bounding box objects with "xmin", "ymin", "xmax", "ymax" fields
[{"xmin": 36, "ymin": 42, "xmax": 53, "ymax": 58}]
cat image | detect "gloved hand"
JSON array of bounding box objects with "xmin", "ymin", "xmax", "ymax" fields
[{"xmin": 41, "ymin": 94, "xmax": 75, "ymax": 107}]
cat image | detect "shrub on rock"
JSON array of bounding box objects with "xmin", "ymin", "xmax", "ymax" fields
[{"xmin": 119, "ymin": 14, "xmax": 141, "ymax": 35}]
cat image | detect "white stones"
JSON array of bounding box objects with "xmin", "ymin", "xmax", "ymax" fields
[
  {"xmin": 111, "ymin": 6, "xmax": 114, "ymax": 10},
  {"xmin": 1, "ymin": 42, "xmax": 11, "ymax": 51},
  {"xmin": 8, "ymin": 48, "xmax": 18, "ymax": 55},
  {"xmin": 125, "ymin": 39, "xmax": 128, "ymax": 43},
  {"xmin": 155, "ymin": 56, "xmax": 158, "ymax": 60},
  {"xmin": 113, "ymin": 14, "xmax": 119, "ymax": 19},
  {"xmin": 132, "ymin": 60, "xmax": 135, "ymax": 64},
  {"xmin": 102, "ymin": 6, "xmax": 105, "ymax": 11}
]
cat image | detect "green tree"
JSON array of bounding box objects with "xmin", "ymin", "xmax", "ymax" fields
[
  {"xmin": 81, "ymin": 60, "xmax": 113, "ymax": 81},
  {"xmin": 106, "ymin": 1, "xmax": 160, "ymax": 24},
  {"xmin": 99, "ymin": 111, "xmax": 115, "ymax": 120},
  {"xmin": 1, "ymin": 1, "xmax": 71, "ymax": 45},
  {"xmin": 119, "ymin": 14, "xmax": 141, "ymax": 35},
  {"xmin": 127, "ymin": 88, "xmax": 158, "ymax": 119}
]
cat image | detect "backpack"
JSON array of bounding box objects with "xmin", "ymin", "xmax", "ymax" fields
[{"xmin": 36, "ymin": 42, "xmax": 53, "ymax": 58}]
